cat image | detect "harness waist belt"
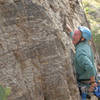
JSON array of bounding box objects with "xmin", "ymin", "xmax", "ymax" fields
[{"xmin": 78, "ymin": 79, "xmax": 90, "ymax": 82}]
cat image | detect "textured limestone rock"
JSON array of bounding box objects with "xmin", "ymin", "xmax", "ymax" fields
[{"xmin": 0, "ymin": 0, "xmax": 97, "ymax": 100}]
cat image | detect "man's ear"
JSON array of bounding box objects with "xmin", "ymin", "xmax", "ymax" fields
[{"xmin": 81, "ymin": 37, "xmax": 85, "ymax": 41}]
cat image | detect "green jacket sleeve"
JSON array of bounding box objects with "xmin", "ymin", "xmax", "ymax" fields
[
  {"xmin": 70, "ymin": 32, "xmax": 74, "ymax": 39},
  {"xmin": 76, "ymin": 54, "xmax": 95, "ymax": 77}
]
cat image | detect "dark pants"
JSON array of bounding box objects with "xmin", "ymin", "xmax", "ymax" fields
[{"xmin": 79, "ymin": 87, "xmax": 91, "ymax": 99}]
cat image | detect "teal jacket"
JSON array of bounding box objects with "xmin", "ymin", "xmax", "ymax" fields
[{"xmin": 70, "ymin": 32, "xmax": 97, "ymax": 81}]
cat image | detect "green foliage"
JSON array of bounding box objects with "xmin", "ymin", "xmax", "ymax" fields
[
  {"xmin": 0, "ymin": 85, "xmax": 11, "ymax": 100},
  {"xmin": 96, "ymin": 18, "xmax": 100, "ymax": 22},
  {"xmin": 82, "ymin": 0, "xmax": 100, "ymax": 53},
  {"xmin": 84, "ymin": 7, "xmax": 89, "ymax": 13},
  {"xmin": 84, "ymin": 7, "xmax": 96, "ymax": 14},
  {"xmin": 5, "ymin": 87, "xmax": 11, "ymax": 96},
  {"xmin": 82, "ymin": 0, "xmax": 90, "ymax": 7},
  {"xmin": 95, "ymin": 0, "xmax": 100, "ymax": 3}
]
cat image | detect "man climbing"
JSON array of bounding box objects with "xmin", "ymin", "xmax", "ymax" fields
[{"xmin": 66, "ymin": 24, "xmax": 97, "ymax": 99}]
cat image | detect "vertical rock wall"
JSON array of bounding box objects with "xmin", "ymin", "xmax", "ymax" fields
[{"xmin": 0, "ymin": 0, "xmax": 91, "ymax": 100}]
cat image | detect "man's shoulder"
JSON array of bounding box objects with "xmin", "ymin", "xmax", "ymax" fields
[
  {"xmin": 77, "ymin": 42, "xmax": 90, "ymax": 51},
  {"xmin": 76, "ymin": 45, "xmax": 89, "ymax": 57}
]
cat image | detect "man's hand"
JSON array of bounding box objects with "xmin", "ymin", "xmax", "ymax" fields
[
  {"xmin": 89, "ymin": 82, "xmax": 97, "ymax": 92},
  {"xmin": 66, "ymin": 24, "xmax": 72, "ymax": 33},
  {"xmin": 89, "ymin": 76, "xmax": 97, "ymax": 92}
]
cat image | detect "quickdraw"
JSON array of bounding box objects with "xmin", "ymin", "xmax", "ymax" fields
[{"xmin": 81, "ymin": 84, "xmax": 100, "ymax": 100}]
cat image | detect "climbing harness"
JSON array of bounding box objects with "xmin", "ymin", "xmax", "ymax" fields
[
  {"xmin": 80, "ymin": 82, "xmax": 100, "ymax": 100},
  {"xmin": 93, "ymin": 85, "xmax": 100, "ymax": 98},
  {"xmin": 81, "ymin": 86, "xmax": 88, "ymax": 100}
]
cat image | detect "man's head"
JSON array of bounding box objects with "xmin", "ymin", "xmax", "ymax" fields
[
  {"xmin": 72, "ymin": 29, "xmax": 82, "ymax": 45},
  {"xmin": 72, "ymin": 26, "xmax": 92, "ymax": 45}
]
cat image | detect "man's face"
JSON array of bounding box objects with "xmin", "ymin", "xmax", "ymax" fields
[{"xmin": 72, "ymin": 29, "xmax": 82, "ymax": 45}]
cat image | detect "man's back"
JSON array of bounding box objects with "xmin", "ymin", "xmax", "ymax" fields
[{"xmin": 74, "ymin": 41, "xmax": 97, "ymax": 80}]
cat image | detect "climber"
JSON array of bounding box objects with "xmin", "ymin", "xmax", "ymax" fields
[{"xmin": 66, "ymin": 24, "xmax": 98, "ymax": 99}]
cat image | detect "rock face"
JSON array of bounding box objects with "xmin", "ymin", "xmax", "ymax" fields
[{"xmin": 0, "ymin": 0, "xmax": 93, "ymax": 100}]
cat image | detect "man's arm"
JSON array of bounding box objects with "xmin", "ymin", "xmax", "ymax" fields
[
  {"xmin": 66, "ymin": 24, "xmax": 72, "ymax": 33},
  {"xmin": 66, "ymin": 24, "xmax": 74, "ymax": 38},
  {"xmin": 77, "ymin": 54, "xmax": 97, "ymax": 91}
]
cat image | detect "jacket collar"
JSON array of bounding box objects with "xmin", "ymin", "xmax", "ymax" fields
[{"xmin": 75, "ymin": 40, "xmax": 88, "ymax": 50}]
